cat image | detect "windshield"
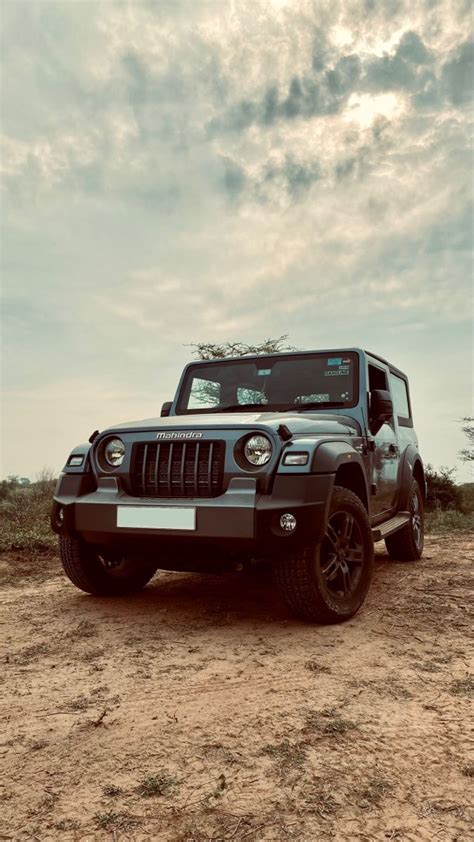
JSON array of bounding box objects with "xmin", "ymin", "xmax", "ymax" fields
[{"xmin": 176, "ymin": 352, "xmax": 359, "ymax": 414}]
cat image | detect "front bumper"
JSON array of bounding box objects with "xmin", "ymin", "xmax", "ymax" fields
[{"xmin": 51, "ymin": 473, "xmax": 334, "ymax": 556}]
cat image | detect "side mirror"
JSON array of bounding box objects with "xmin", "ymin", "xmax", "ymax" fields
[
  {"xmin": 370, "ymin": 389, "xmax": 393, "ymax": 435},
  {"xmin": 161, "ymin": 401, "xmax": 172, "ymax": 417}
]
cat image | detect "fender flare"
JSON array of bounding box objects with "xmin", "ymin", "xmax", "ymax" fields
[
  {"xmin": 311, "ymin": 439, "xmax": 366, "ymax": 473},
  {"xmin": 397, "ymin": 446, "xmax": 426, "ymax": 509},
  {"xmin": 311, "ymin": 440, "xmax": 369, "ymax": 505},
  {"xmin": 66, "ymin": 442, "xmax": 92, "ymax": 469}
]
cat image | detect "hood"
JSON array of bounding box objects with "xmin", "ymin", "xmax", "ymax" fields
[{"xmin": 104, "ymin": 411, "xmax": 359, "ymax": 438}]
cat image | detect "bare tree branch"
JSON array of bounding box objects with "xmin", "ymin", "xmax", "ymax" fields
[
  {"xmin": 459, "ymin": 416, "xmax": 474, "ymax": 462},
  {"xmin": 187, "ymin": 335, "xmax": 297, "ymax": 361}
]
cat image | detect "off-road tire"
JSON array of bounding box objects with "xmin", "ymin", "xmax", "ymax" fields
[
  {"xmin": 275, "ymin": 486, "xmax": 374, "ymax": 624},
  {"xmin": 59, "ymin": 536, "xmax": 157, "ymax": 596},
  {"xmin": 385, "ymin": 479, "xmax": 424, "ymax": 561}
]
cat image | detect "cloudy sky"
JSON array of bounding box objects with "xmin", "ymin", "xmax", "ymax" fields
[{"xmin": 1, "ymin": 0, "xmax": 472, "ymax": 481}]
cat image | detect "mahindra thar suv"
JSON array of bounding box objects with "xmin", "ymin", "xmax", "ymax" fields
[{"xmin": 51, "ymin": 348, "xmax": 425, "ymax": 623}]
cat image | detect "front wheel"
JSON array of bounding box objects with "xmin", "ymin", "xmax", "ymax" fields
[
  {"xmin": 59, "ymin": 537, "xmax": 158, "ymax": 596},
  {"xmin": 275, "ymin": 486, "xmax": 374, "ymax": 623}
]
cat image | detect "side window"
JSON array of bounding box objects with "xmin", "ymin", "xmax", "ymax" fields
[
  {"xmin": 390, "ymin": 374, "xmax": 411, "ymax": 420},
  {"xmin": 188, "ymin": 377, "xmax": 220, "ymax": 408},
  {"xmin": 368, "ymin": 364, "xmax": 388, "ymax": 392}
]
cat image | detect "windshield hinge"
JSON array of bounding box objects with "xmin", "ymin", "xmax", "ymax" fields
[{"xmin": 278, "ymin": 424, "xmax": 292, "ymax": 441}]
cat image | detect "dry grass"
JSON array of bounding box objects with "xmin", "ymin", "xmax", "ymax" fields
[
  {"xmin": 424, "ymin": 510, "xmax": 473, "ymax": 534},
  {"xmin": 136, "ymin": 772, "xmax": 178, "ymax": 798}
]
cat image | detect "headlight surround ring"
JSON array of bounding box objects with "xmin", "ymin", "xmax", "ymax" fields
[
  {"xmin": 243, "ymin": 434, "xmax": 273, "ymax": 467},
  {"xmin": 103, "ymin": 437, "xmax": 126, "ymax": 468}
]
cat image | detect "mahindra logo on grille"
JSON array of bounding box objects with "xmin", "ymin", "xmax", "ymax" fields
[{"xmin": 156, "ymin": 431, "xmax": 203, "ymax": 440}]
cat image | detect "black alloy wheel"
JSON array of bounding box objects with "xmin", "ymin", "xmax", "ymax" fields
[
  {"xmin": 410, "ymin": 485, "xmax": 423, "ymax": 553},
  {"xmin": 320, "ymin": 510, "xmax": 364, "ymax": 600},
  {"xmin": 385, "ymin": 478, "xmax": 424, "ymax": 561}
]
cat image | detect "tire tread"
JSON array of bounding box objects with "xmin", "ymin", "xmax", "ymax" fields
[
  {"xmin": 275, "ymin": 486, "xmax": 374, "ymax": 624},
  {"xmin": 59, "ymin": 536, "xmax": 156, "ymax": 596}
]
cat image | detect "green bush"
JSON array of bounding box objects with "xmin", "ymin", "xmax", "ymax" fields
[
  {"xmin": 0, "ymin": 476, "xmax": 22, "ymax": 501},
  {"xmin": 459, "ymin": 483, "xmax": 474, "ymax": 514},
  {"xmin": 0, "ymin": 473, "xmax": 57, "ymax": 553},
  {"xmin": 425, "ymin": 465, "xmax": 464, "ymax": 512}
]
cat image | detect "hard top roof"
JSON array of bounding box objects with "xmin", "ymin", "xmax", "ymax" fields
[{"xmin": 186, "ymin": 348, "xmax": 407, "ymax": 379}]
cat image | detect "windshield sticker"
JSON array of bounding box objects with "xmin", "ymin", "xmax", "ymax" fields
[
  {"xmin": 327, "ymin": 357, "xmax": 342, "ymax": 366},
  {"xmin": 257, "ymin": 369, "xmax": 272, "ymax": 376},
  {"xmin": 325, "ymin": 365, "xmax": 350, "ymax": 377}
]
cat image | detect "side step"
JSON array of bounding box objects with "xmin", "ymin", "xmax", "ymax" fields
[{"xmin": 372, "ymin": 512, "xmax": 410, "ymax": 542}]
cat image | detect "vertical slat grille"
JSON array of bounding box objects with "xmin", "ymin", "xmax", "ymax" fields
[{"xmin": 131, "ymin": 441, "xmax": 224, "ymax": 498}]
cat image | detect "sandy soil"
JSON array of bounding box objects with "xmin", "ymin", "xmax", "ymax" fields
[{"xmin": 1, "ymin": 535, "xmax": 473, "ymax": 841}]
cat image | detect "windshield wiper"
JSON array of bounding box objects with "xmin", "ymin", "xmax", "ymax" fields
[
  {"xmin": 205, "ymin": 403, "xmax": 286, "ymax": 413},
  {"xmin": 294, "ymin": 402, "xmax": 346, "ymax": 411},
  {"xmin": 196, "ymin": 401, "xmax": 347, "ymax": 414}
]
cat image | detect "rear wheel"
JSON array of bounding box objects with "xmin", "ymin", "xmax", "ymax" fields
[
  {"xmin": 385, "ymin": 479, "xmax": 424, "ymax": 561},
  {"xmin": 59, "ymin": 537, "xmax": 158, "ymax": 596},
  {"xmin": 275, "ymin": 486, "xmax": 374, "ymax": 623}
]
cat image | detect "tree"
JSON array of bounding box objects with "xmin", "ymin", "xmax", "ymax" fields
[
  {"xmin": 188, "ymin": 335, "xmax": 297, "ymax": 361},
  {"xmin": 459, "ymin": 417, "xmax": 474, "ymax": 463}
]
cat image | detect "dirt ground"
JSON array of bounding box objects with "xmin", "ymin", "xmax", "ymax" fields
[{"xmin": 1, "ymin": 535, "xmax": 473, "ymax": 841}]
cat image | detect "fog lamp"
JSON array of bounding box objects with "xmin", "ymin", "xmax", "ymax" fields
[{"xmin": 280, "ymin": 513, "xmax": 297, "ymax": 533}]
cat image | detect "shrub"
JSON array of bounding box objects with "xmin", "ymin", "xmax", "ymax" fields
[
  {"xmin": 0, "ymin": 477, "xmax": 20, "ymax": 501},
  {"xmin": 425, "ymin": 464, "xmax": 463, "ymax": 512},
  {"xmin": 459, "ymin": 483, "xmax": 474, "ymax": 514},
  {"xmin": 0, "ymin": 471, "xmax": 57, "ymax": 553}
]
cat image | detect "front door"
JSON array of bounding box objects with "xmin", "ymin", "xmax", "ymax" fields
[{"xmin": 368, "ymin": 362, "xmax": 400, "ymax": 516}]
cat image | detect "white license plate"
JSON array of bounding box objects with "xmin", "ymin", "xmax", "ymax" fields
[{"xmin": 117, "ymin": 506, "xmax": 196, "ymax": 531}]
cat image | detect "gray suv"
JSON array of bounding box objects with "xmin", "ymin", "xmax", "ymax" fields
[{"xmin": 51, "ymin": 348, "xmax": 425, "ymax": 623}]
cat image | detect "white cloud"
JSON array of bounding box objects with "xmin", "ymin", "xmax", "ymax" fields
[{"xmin": 1, "ymin": 0, "xmax": 472, "ymax": 480}]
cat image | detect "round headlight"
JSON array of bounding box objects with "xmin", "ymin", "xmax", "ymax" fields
[
  {"xmin": 244, "ymin": 434, "xmax": 272, "ymax": 466},
  {"xmin": 104, "ymin": 438, "xmax": 125, "ymax": 467}
]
